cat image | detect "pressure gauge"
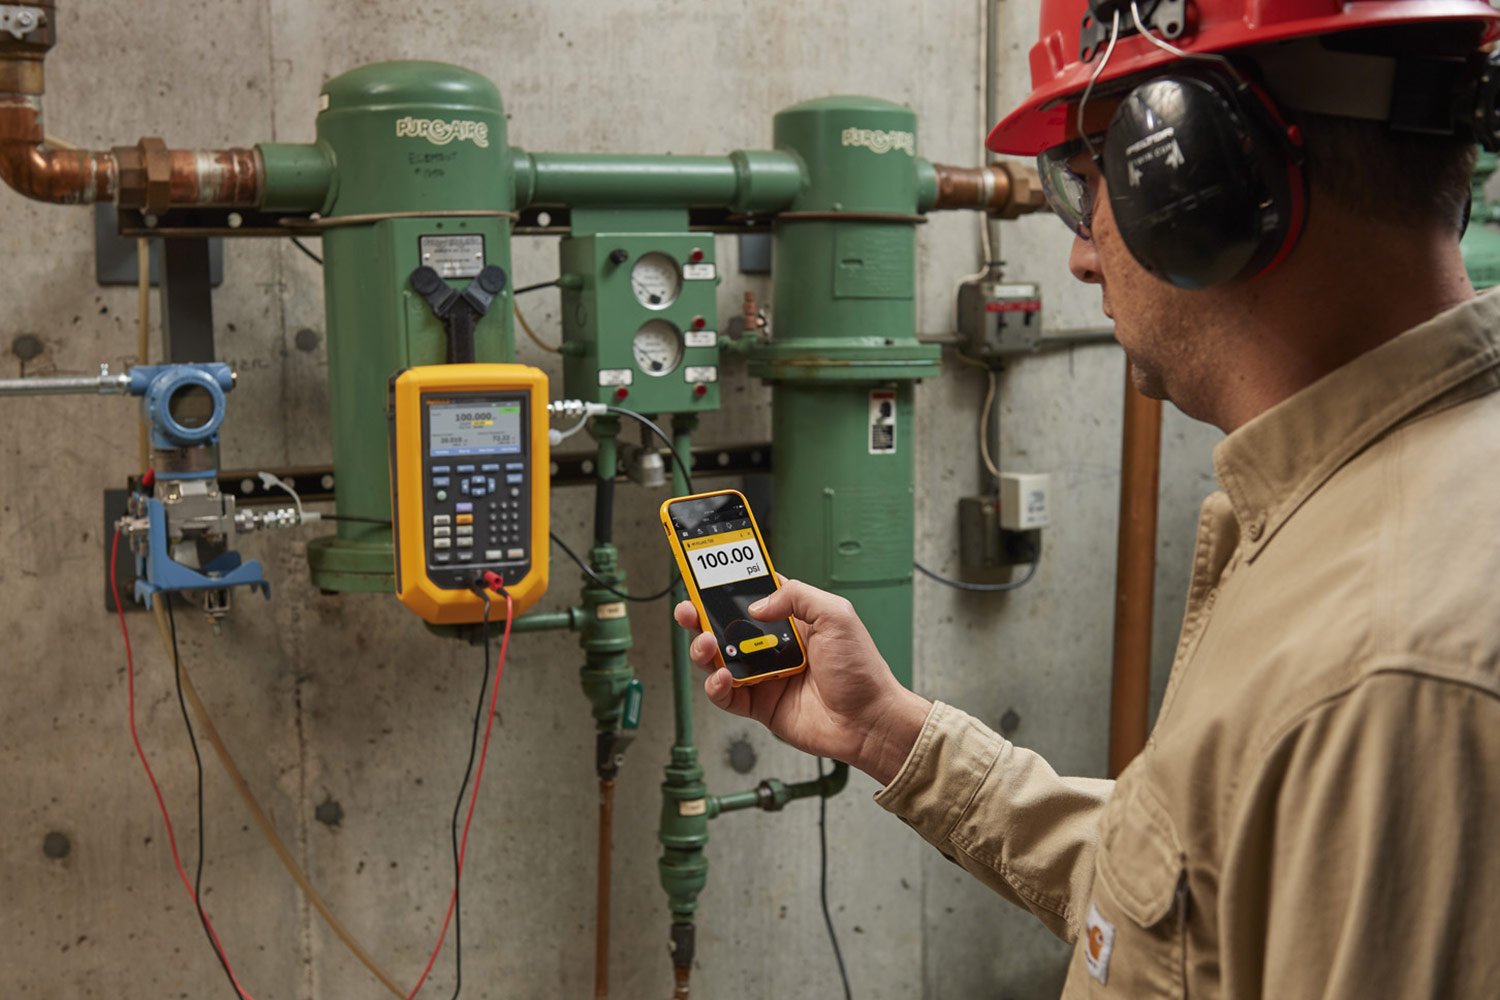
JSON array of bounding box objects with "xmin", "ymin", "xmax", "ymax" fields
[
  {"xmin": 633, "ymin": 319, "xmax": 684, "ymax": 376},
  {"xmin": 630, "ymin": 252, "xmax": 682, "ymax": 310}
]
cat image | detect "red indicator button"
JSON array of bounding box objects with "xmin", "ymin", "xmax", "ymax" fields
[
  {"xmin": 689, "ymin": 248, "xmax": 704, "ymax": 263},
  {"xmin": 692, "ymin": 316, "xmax": 706, "ymax": 330},
  {"xmin": 693, "ymin": 384, "xmax": 708, "ymax": 398},
  {"xmin": 614, "ymin": 387, "xmax": 630, "ymax": 400}
]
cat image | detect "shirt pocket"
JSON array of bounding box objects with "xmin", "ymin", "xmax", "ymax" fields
[{"xmin": 1075, "ymin": 781, "xmax": 1190, "ymax": 998}]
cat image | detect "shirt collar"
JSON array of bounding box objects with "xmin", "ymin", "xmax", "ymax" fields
[{"xmin": 1213, "ymin": 290, "xmax": 1500, "ymax": 561}]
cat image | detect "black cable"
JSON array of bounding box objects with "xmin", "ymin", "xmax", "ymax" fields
[
  {"xmin": 319, "ymin": 514, "xmax": 393, "ymax": 526},
  {"xmin": 913, "ymin": 549, "xmax": 1040, "ymax": 593},
  {"xmin": 602, "ymin": 406, "xmax": 694, "ymax": 494},
  {"xmin": 165, "ymin": 599, "xmax": 244, "ymax": 999},
  {"xmin": 817, "ymin": 757, "xmax": 853, "ymax": 1000},
  {"xmin": 512, "ymin": 278, "xmax": 560, "ymax": 295},
  {"xmin": 594, "ymin": 472, "xmax": 615, "ymax": 547},
  {"xmin": 550, "ymin": 531, "xmax": 679, "ymax": 602},
  {"xmin": 448, "ymin": 593, "xmax": 493, "ymax": 1000},
  {"xmin": 289, "ymin": 237, "xmax": 323, "ymax": 265}
]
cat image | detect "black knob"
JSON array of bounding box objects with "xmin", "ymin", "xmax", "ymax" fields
[
  {"xmin": 476, "ymin": 264, "xmax": 508, "ymax": 295},
  {"xmin": 409, "ymin": 266, "xmax": 444, "ymax": 296},
  {"xmin": 608, "ymin": 248, "xmax": 629, "ymax": 265}
]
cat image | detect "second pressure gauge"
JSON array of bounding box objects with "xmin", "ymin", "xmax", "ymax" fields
[
  {"xmin": 633, "ymin": 319, "xmax": 684, "ymax": 376},
  {"xmin": 630, "ymin": 252, "xmax": 682, "ymax": 310}
]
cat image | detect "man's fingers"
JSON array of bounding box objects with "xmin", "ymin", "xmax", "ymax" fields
[
  {"xmin": 703, "ymin": 667, "xmax": 740, "ymax": 711},
  {"xmin": 673, "ymin": 600, "xmax": 701, "ymax": 631},
  {"xmin": 689, "ymin": 631, "xmax": 720, "ymax": 667},
  {"xmin": 750, "ymin": 578, "xmax": 856, "ymax": 628}
]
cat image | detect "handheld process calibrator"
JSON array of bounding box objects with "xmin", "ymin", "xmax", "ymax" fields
[{"xmin": 0, "ymin": 2, "xmax": 1062, "ymax": 996}]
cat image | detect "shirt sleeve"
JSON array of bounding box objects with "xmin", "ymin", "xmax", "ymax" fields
[
  {"xmin": 1220, "ymin": 670, "xmax": 1500, "ymax": 999},
  {"xmin": 873, "ymin": 701, "xmax": 1114, "ymax": 942}
]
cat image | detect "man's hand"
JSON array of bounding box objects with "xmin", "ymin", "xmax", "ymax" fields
[{"xmin": 673, "ymin": 579, "xmax": 932, "ymax": 786}]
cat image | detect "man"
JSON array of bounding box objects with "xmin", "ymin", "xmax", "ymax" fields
[{"xmin": 676, "ymin": 0, "xmax": 1500, "ymax": 996}]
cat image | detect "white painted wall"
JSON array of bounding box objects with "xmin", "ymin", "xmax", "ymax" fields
[{"xmin": 0, "ymin": 1, "xmax": 1220, "ymax": 996}]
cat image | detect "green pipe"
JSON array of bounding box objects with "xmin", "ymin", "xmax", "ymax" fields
[
  {"xmin": 578, "ymin": 421, "xmax": 638, "ymax": 740},
  {"xmin": 509, "ymin": 609, "xmax": 584, "ymax": 633},
  {"xmin": 658, "ymin": 415, "xmax": 709, "ymax": 925},
  {"xmin": 707, "ymin": 761, "xmax": 850, "ymax": 817},
  {"xmin": 915, "ymin": 158, "xmax": 940, "ymax": 214},
  {"xmin": 667, "ymin": 416, "xmax": 700, "ymax": 750},
  {"xmin": 512, "ymin": 149, "xmax": 804, "ymax": 214},
  {"xmin": 746, "ymin": 96, "xmax": 939, "ymax": 686},
  {"xmin": 257, "ymin": 141, "xmax": 336, "ymax": 214}
]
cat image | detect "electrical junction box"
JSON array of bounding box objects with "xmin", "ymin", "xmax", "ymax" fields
[
  {"xmin": 560, "ymin": 229, "xmax": 721, "ymax": 414},
  {"xmin": 958, "ymin": 494, "xmax": 1041, "ymax": 573},
  {"xmin": 957, "ymin": 279, "xmax": 1042, "ymax": 360},
  {"xmin": 957, "ymin": 473, "xmax": 1050, "ymax": 575},
  {"xmin": 999, "ymin": 472, "xmax": 1050, "ymax": 530}
]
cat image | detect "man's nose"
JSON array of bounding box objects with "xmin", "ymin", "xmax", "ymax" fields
[{"xmin": 1069, "ymin": 232, "xmax": 1103, "ymax": 285}]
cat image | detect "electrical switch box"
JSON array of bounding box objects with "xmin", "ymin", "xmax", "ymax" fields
[
  {"xmin": 958, "ymin": 487, "xmax": 1046, "ymax": 574},
  {"xmin": 559, "ymin": 230, "xmax": 721, "ymax": 414},
  {"xmin": 957, "ymin": 278, "xmax": 1042, "ymax": 360},
  {"xmin": 999, "ymin": 472, "xmax": 1050, "ymax": 530}
]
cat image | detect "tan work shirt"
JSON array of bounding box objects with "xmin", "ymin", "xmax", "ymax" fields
[{"xmin": 878, "ymin": 291, "xmax": 1500, "ymax": 998}]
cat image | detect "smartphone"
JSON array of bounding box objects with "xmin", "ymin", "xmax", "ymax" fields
[{"xmin": 661, "ymin": 489, "xmax": 807, "ymax": 687}]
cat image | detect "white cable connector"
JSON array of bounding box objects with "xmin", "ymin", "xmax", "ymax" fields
[
  {"xmin": 255, "ymin": 471, "xmax": 309, "ymax": 523},
  {"xmin": 547, "ymin": 399, "xmax": 609, "ymax": 419},
  {"xmin": 547, "ymin": 399, "xmax": 609, "ymax": 446}
]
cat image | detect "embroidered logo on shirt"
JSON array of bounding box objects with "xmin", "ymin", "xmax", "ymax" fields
[{"xmin": 1085, "ymin": 902, "xmax": 1117, "ymax": 985}]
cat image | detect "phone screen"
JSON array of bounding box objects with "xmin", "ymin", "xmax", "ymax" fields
[{"xmin": 667, "ymin": 492, "xmax": 804, "ymax": 681}]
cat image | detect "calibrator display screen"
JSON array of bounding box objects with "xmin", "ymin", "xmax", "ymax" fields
[
  {"xmin": 428, "ymin": 401, "xmax": 522, "ymax": 456},
  {"xmin": 668, "ymin": 493, "xmax": 803, "ymax": 681}
]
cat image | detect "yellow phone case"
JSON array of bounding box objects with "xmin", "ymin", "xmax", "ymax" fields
[{"xmin": 660, "ymin": 488, "xmax": 807, "ymax": 687}]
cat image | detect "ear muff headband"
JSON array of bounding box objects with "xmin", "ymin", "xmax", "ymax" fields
[{"xmin": 1099, "ymin": 69, "xmax": 1307, "ymax": 289}]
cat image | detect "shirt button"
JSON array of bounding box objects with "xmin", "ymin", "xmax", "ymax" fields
[{"xmin": 1247, "ymin": 518, "xmax": 1264, "ymax": 540}]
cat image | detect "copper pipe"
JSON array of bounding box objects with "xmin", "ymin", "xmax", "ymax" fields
[
  {"xmin": 0, "ymin": 3, "xmax": 261, "ymax": 209},
  {"xmin": 928, "ymin": 161, "xmax": 1046, "ymax": 218},
  {"xmin": 595, "ymin": 778, "xmax": 614, "ymax": 1000},
  {"xmin": 1109, "ymin": 363, "xmax": 1162, "ymax": 777},
  {"xmin": 671, "ymin": 966, "xmax": 691, "ymax": 1000},
  {"xmin": 0, "ymin": 91, "xmax": 117, "ymax": 203}
]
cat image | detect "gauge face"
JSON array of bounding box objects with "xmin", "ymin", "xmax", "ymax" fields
[
  {"xmin": 630, "ymin": 252, "xmax": 682, "ymax": 310},
  {"xmin": 633, "ymin": 319, "xmax": 684, "ymax": 377}
]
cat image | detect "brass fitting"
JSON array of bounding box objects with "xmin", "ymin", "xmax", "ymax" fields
[
  {"xmin": 929, "ymin": 160, "xmax": 1047, "ymax": 218},
  {"xmin": 115, "ymin": 137, "xmax": 171, "ymax": 214}
]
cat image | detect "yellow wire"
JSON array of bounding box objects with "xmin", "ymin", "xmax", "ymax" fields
[
  {"xmin": 151, "ymin": 603, "xmax": 410, "ymax": 999},
  {"xmin": 513, "ymin": 298, "xmax": 561, "ymax": 354}
]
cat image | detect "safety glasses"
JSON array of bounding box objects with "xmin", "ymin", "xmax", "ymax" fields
[{"xmin": 1037, "ymin": 135, "xmax": 1104, "ymax": 239}]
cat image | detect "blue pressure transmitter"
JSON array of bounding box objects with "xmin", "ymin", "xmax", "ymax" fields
[{"xmin": 129, "ymin": 363, "xmax": 234, "ymax": 459}]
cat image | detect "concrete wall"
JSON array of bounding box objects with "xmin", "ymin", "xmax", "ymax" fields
[{"xmin": 0, "ymin": 1, "xmax": 1221, "ymax": 997}]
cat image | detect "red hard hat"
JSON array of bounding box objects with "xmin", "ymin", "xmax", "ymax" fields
[{"xmin": 989, "ymin": 0, "xmax": 1500, "ymax": 155}]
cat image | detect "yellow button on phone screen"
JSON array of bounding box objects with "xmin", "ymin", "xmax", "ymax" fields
[{"xmin": 740, "ymin": 634, "xmax": 780, "ymax": 653}]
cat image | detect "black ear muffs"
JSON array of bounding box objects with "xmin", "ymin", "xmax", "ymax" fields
[{"xmin": 1100, "ymin": 70, "xmax": 1306, "ymax": 290}]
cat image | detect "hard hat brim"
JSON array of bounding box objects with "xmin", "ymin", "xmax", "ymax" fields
[{"xmin": 988, "ymin": 2, "xmax": 1500, "ymax": 156}]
